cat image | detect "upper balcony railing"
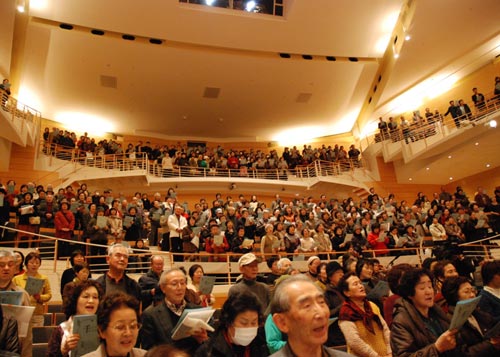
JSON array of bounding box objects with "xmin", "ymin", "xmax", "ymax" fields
[
  {"xmin": 0, "ymin": 87, "xmax": 42, "ymax": 140},
  {"xmin": 359, "ymin": 92, "xmax": 500, "ymax": 152},
  {"xmin": 180, "ymin": 0, "xmax": 284, "ymax": 17},
  {"xmin": 39, "ymin": 141, "xmax": 366, "ymax": 183}
]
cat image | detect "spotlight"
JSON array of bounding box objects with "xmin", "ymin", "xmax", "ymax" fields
[
  {"xmin": 489, "ymin": 119, "xmax": 497, "ymax": 128},
  {"xmin": 205, "ymin": 0, "xmax": 215, "ymax": 5},
  {"xmin": 405, "ymin": 35, "xmax": 411, "ymax": 41},
  {"xmin": 394, "ymin": 53, "xmax": 400, "ymax": 59},
  {"xmin": 245, "ymin": 1, "xmax": 256, "ymax": 12},
  {"xmin": 17, "ymin": 5, "xmax": 25, "ymax": 13}
]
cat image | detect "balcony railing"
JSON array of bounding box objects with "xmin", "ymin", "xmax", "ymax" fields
[
  {"xmin": 0, "ymin": 87, "xmax": 42, "ymax": 140},
  {"xmin": 39, "ymin": 141, "xmax": 366, "ymax": 182}
]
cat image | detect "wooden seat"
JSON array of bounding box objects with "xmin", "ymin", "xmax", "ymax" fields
[
  {"xmin": 33, "ymin": 326, "xmax": 56, "ymax": 343},
  {"xmin": 54, "ymin": 312, "xmax": 66, "ymax": 325},
  {"xmin": 32, "ymin": 343, "xmax": 48, "ymax": 356},
  {"xmin": 43, "ymin": 313, "xmax": 53, "ymax": 326},
  {"xmin": 47, "ymin": 303, "xmax": 63, "ymax": 314}
]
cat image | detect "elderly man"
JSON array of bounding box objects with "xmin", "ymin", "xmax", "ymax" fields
[
  {"xmin": 167, "ymin": 205, "xmax": 187, "ymax": 261},
  {"xmin": 138, "ymin": 255, "xmax": 165, "ymax": 308},
  {"xmin": 140, "ymin": 268, "xmax": 209, "ymax": 353},
  {"xmin": 0, "ymin": 250, "xmax": 32, "ymax": 357},
  {"xmin": 228, "ymin": 253, "xmax": 270, "ymax": 311},
  {"xmin": 95, "ymin": 243, "xmax": 141, "ymax": 300},
  {"xmin": 270, "ymin": 274, "xmax": 352, "ymax": 357}
]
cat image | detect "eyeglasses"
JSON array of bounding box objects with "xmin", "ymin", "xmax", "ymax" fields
[
  {"xmin": 112, "ymin": 253, "xmax": 129, "ymax": 260},
  {"xmin": 0, "ymin": 261, "xmax": 15, "ymax": 268},
  {"xmin": 110, "ymin": 321, "xmax": 141, "ymax": 333}
]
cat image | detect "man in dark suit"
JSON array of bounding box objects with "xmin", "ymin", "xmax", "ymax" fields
[
  {"xmin": 140, "ymin": 268, "xmax": 209, "ymax": 353},
  {"xmin": 444, "ymin": 100, "xmax": 462, "ymax": 128}
]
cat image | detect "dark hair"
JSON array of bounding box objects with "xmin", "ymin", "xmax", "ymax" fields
[
  {"xmin": 398, "ymin": 268, "xmax": 433, "ymax": 299},
  {"xmin": 386, "ymin": 263, "xmax": 413, "ymax": 295},
  {"xmin": 337, "ymin": 272, "xmax": 358, "ymax": 298},
  {"xmin": 97, "ymin": 293, "xmax": 140, "ymax": 332},
  {"xmin": 481, "ymin": 260, "xmax": 500, "ymax": 286},
  {"xmin": 218, "ymin": 291, "xmax": 263, "ymax": 331},
  {"xmin": 355, "ymin": 259, "xmax": 373, "ymax": 278},
  {"xmin": 69, "ymin": 250, "xmax": 85, "ymax": 267},
  {"xmin": 13, "ymin": 250, "xmax": 25, "ymax": 271},
  {"xmin": 371, "ymin": 222, "xmax": 380, "ymax": 231},
  {"xmin": 432, "ymin": 260, "xmax": 454, "ymax": 281},
  {"xmin": 24, "ymin": 251, "xmax": 41, "ymax": 266},
  {"xmin": 63, "ymin": 280, "xmax": 103, "ymax": 319},
  {"xmin": 422, "ymin": 257, "xmax": 437, "ymax": 271},
  {"xmin": 266, "ymin": 256, "xmax": 279, "ymax": 269},
  {"xmin": 73, "ymin": 263, "xmax": 89, "ymax": 274},
  {"xmin": 188, "ymin": 264, "xmax": 203, "ymax": 280},
  {"xmin": 326, "ymin": 261, "xmax": 343, "ymax": 280},
  {"xmin": 441, "ymin": 276, "xmax": 472, "ymax": 307}
]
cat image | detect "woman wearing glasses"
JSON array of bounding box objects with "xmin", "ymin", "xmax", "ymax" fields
[{"xmin": 83, "ymin": 292, "xmax": 146, "ymax": 357}]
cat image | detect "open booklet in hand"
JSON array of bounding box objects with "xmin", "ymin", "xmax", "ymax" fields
[
  {"xmin": 171, "ymin": 307, "xmax": 215, "ymax": 341},
  {"xmin": 72, "ymin": 314, "xmax": 100, "ymax": 357},
  {"xmin": 366, "ymin": 280, "xmax": 390, "ymax": 300},
  {"xmin": 448, "ymin": 296, "xmax": 481, "ymax": 330},
  {"xmin": 0, "ymin": 291, "xmax": 23, "ymax": 305},
  {"xmin": 25, "ymin": 276, "xmax": 44, "ymax": 296},
  {"xmin": 199, "ymin": 276, "xmax": 216, "ymax": 295}
]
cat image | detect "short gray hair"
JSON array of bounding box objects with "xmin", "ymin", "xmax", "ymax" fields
[
  {"xmin": 0, "ymin": 250, "xmax": 15, "ymax": 259},
  {"xmin": 159, "ymin": 268, "xmax": 186, "ymax": 286},
  {"xmin": 277, "ymin": 258, "xmax": 292, "ymax": 270},
  {"xmin": 270, "ymin": 274, "xmax": 321, "ymax": 314},
  {"xmin": 107, "ymin": 243, "xmax": 128, "ymax": 256}
]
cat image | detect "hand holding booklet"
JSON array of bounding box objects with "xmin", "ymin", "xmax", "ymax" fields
[
  {"xmin": 72, "ymin": 315, "xmax": 100, "ymax": 357},
  {"xmin": 25, "ymin": 276, "xmax": 44, "ymax": 296},
  {"xmin": 171, "ymin": 307, "xmax": 215, "ymax": 341},
  {"xmin": 199, "ymin": 276, "xmax": 216, "ymax": 295},
  {"xmin": 448, "ymin": 296, "xmax": 481, "ymax": 330}
]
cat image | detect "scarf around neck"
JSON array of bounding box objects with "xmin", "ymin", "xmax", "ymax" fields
[{"xmin": 339, "ymin": 298, "xmax": 382, "ymax": 334}]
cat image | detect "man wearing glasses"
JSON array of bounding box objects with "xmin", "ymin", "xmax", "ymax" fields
[
  {"xmin": 140, "ymin": 268, "xmax": 209, "ymax": 353},
  {"xmin": 96, "ymin": 244, "xmax": 141, "ymax": 301}
]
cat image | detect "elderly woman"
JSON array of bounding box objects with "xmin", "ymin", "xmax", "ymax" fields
[
  {"xmin": 442, "ymin": 276, "xmax": 500, "ymax": 356},
  {"xmin": 187, "ymin": 264, "xmax": 215, "ymax": 307},
  {"xmin": 48, "ymin": 280, "xmax": 103, "ymax": 357},
  {"xmin": 338, "ymin": 272, "xmax": 391, "ymax": 357},
  {"xmin": 82, "ymin": 293, "xmax": 146, "ymax": 357},
  {"xmin": 62, "ymin": 263, "xmax": 91, "ymax": 306},
  {"xmin": 391, "ymin": 268, "xmax": 459, "ymax": 357},
  {"xmin": 60, "ymin": 250, "xmax": 90, "ymax": 295},
  {"xmin": 194, "ymin": 291, "xmax": 269, "ymax": 357},
  {"xmin": 12, "ymin": 251, "xmax": 52, "ymax": 326}
]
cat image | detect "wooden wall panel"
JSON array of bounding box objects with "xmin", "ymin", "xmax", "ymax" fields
[{"xmin": 442, "ymin": 165, "xmax": 500, "ymax": 201}]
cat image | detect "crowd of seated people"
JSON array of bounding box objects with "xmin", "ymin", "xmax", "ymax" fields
[
  {"xmin": 2, "ymin": 178, "xmax": 499, "ymax": 265},
  {"xmin": 377, "ymin": 77, "xmax": 500, "ymax": 143}
]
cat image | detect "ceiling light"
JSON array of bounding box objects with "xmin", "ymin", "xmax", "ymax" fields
[
  {"xmin": 205, "ymin": 0, "xmax": 215, "ymax": 5},
  {"xmin": 408, "ymin": 178, "xmax": 412, "ymax": 181},
  {"xmin": 448, "ymin": 155, "xmax": 452, "ymax": 159},
  {"xmin": 394, "ymin": 53, "xmax": 400, "ymax": 59},
  {"xmin": 486, "ymin": 163, "xmax": 491, "ymax": 168},
  {"xmin": 17, "ymin": 5, "xmax": 25, "ymax": 13},
  {"xmin": 245, "ymin": 1, "xmax": 256, "ymax": 12},
  {"xmin": 426, "ymin": 167, "xmax": 430, "ymax": 171},
  {"xmin": 449, "ymin": 177, "xmax": 453, "ymax": 181},
  {"xmin": 405, "ymin": 35, "xmax": 411, "ymax": 41},
  {"xmin": 475, "ymin": 142, "xmax": 479, "ymax": 146},
  {"xmin": 489, "ymin": 119, "xmax": 497, "ymax": 128}
]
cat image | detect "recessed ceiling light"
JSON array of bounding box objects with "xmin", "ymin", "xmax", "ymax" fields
[
  {"xmin": 409, "ymin": 178, "xmax": 412, "ymax": 181},
  {"xmin": 486, "ymin": 163, "xmax": 491, "ymax": 168},
  {"xmin": 449, "ymin": 177, "xmax": 453, "ymax": 180},
  {"xmin": 405, "ymin": 35, "xmax": 411, "ymax": 41},
  {"xmin": 475, "ymin": 142, "xmax": 479, "ymax": 146},
  {"xmin": 394, "ymin": 53, "xmax": 400, "ymax": 59},
  {"xmin": 490, "ymin": 120, "xmax": 497, "ymax": 128},
  {"xmin": 448, "ymin": 155, "xmax": 452, "ymax": 159},
  {"xmin": 426, "ymin": 167, "xmax": 430, "ymax": 171}
]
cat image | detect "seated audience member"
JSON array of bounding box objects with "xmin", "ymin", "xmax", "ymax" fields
[
  {"xmin": 265, "ymin": 257, "xmax": 282, "ymax": 285},
  {"xmin": 82, "ymin": 293, "xmax": 146, "ymax": 357},
  {"xmin": 269, "ymin": 274, "xmax": 351, "ymax": 357},
  {"xmin": 138, "ymin": 255, "xmax": 165, "ymax": 309},
  {"xmin": 324, "ymin": 261, "xmax": 346, "ymax": 347},
  {"xmin": 383, "ymin": 263, "xmax": 412, "ymax": 327},
  {"xmin": 194, "ymin": 291, "xmax": 269, "ymax": 357},
  {"xmin": 62, "ymin": 263, "xmax": 91, "ymax": 305},
  {"xmin": 60, "ymin": 250, "xmax": 90, "ymax": 295},
  {"xmin": 228, "ymin": 253, "xmax": 270, "ymax": 311},
  {"xmin": 338, "ymin": 272, "xmax": 391, "ymax": 357},
  {"xmin": 12, "ymin": 251, "xmax": 52, "ymax": 327},
  {"xmin": 315, "ymin": 262, "xmax": 328, "ymax": 291},
  {"xmin": 95, "ymin": 244, "xmax": 141, "ymax": 301},
  {"xmin": 140, "ymin": 268, "xmax": 209, "ymax": 353},
  {"xmin": 48, "ymin": 280, "xmax": 103, "ymax": 356},
  {"xmin": 441, "ymin": 276, "xmax": 500, "ymax": 356},
  {"xmin": 432, "ymin": 260, "xmax": 459, "ymax": 310},
  {"xmin": 0, "ymin": 304, "xmax": 19, "ymax": 355},
  {"xmin": 390, "ymin": 268, "xmax": 459, "ymax": 357},
  {"xmin": 477, "ymin": 260, "xmax": 500, "ymax": 320},
  {"xmin": 429, "ymin": 217, "xmax": 447, "ymax": 244},
  {"xmin": 187, "ymin": 264, "xmax": 215, "ymax": 307},
  {"xmin": 231, "ymin": 226, "xmax": 254, "ymax": 255}
]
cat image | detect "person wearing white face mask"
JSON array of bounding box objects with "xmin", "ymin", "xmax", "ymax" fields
[{"xmin": 194, "ymin": 291, "xmax": 270, "ymax": 357}]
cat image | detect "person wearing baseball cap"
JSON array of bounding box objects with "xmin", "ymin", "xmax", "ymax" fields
[{"xmin": 228, "ymin": 253, "xmax": 270, "ymax": 312}]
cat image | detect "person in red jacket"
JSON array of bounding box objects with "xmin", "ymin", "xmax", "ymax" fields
[{"xmin": 367, "ymin": 223, "xmax": 389, "ymax": 256}]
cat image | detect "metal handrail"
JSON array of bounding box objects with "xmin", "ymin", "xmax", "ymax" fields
[{"xmin": 1, "ymin": 87, "xmax": 42, "ymax": 141}]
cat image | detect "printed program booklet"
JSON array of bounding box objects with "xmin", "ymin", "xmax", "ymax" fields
[
  {"xmin": 171, "ymin": 307, "xmax": 215, "ymax": 341},
  {"xmin": 25, "ymin": 276, "xmax": 44, "ymax": 296},
  {"xmin": 72, "ymin": 314, "xmax": 100, "ymax": 357},
  {"xmin": 199, "ymin": 276, "xmax": 217, "ymax": 295},
  {"xmin": 448, "ymin": 296, "xmax": 481, "ymax": 330}
]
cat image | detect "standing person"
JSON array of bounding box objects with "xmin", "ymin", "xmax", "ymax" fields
[
  {"xmin": 60, "ymin": 250, "xmax": 90, "ymax": 295},
  {"xmin": 471, "ymin": 87, "xmax": 486, "ymax": 110},
  {"xmin": 54, "ymin": 201, "xmax": 76, "ymax": 258},
  {"xmin": 477, "ymin": 260, "xmax": 500, "ymax": 320},
  {"xmin": 378, "ymin": 117, "xmax": 389, "ymax": 141},
  {"xmin": 187, "ymin": 264, "xmax": 215, "ymax": 307},
  {"xmin": 269, "ymin": 274, "xmax": 351, "ymax": 357},
  {"xmin": 138, "ymin": 255, "xmax": 165, "ymax": 309},
  {"xmin": 194, "ymin": 291, "xmax": 269, "ymax": 357},
  {"xmin": 228, "ymin": 253, "xmax": 270, "ymax": 311},
  {"xmin": 0, "ymin": 78, "xmax": 11, "ymax": 109},
  {"xmin": 82, "ymin": 293, "xmax": 146, "ymax": 357},
  {"xmin": 444, "ymin": 100, "xmax": 462, "ymax": 128},
  {"xmin": 13, "ymin": 251, "xmax": 52, "ymax": 327},
  {"xmin": 0, "ymin": 250, "xmax": 32, "ymax": 357},
  {"xmin": 324, "ymin": 261, "xmax": 346, "ymax": 347},
  {"xmin": 338, "ymin": 272, "xmax": 391, "ymax": 357},
  {"xmin": 47, "ymin": 280, "xmax": 102, "ymax": 357},
  {"xmin": 167, "ymin": 205, "xmax": 187, "ymax": 262},
  {"xmin": 95, "ymin": 244, "xmax": 141, "ymax": 301},
  {"xmin": 140, "ymin": 268, "xmax": 210, "ymax": 354},
  {"xmin": 391, "ymin": 268, "xmax": 459, "ymax": 357}
]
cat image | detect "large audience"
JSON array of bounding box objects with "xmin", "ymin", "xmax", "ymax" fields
[{"xmin": 1, "ymin": 178, "xmax": 500, "ymax": 356}]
